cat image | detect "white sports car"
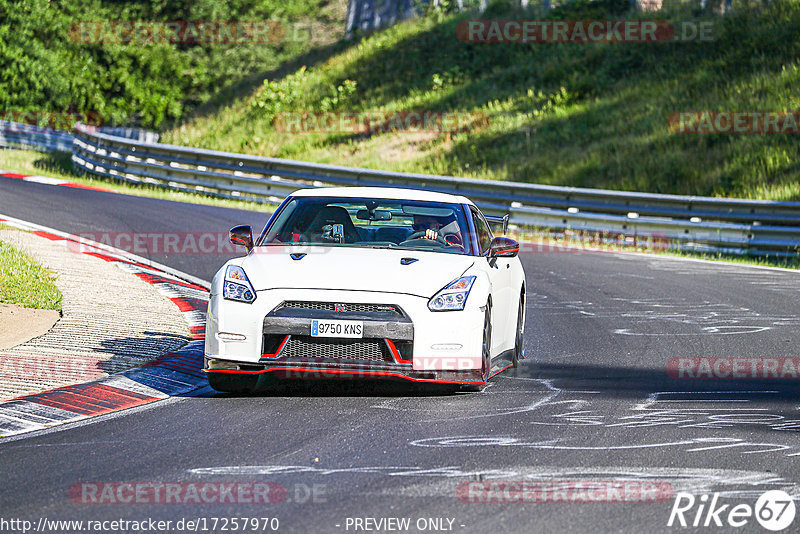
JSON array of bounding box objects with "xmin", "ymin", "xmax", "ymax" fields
[{"xmin": 204, "ymin": 187, "xmax": 526, "ymax": 392}]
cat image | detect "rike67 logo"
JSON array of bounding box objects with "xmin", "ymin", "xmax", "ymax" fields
[{"xmin": 668, "ymin": 491, "xmax": 796, "ymax": 531}]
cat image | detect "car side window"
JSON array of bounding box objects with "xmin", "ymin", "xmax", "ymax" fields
[{"xmin": 470, "ymin": 207, "xmax": 493, "ymax": 254}]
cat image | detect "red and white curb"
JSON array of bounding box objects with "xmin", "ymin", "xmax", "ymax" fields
[
  {"xmin": 0, "ymin": 214, "xmax": 211, "ymax": 439},
  {"xmin": 0, "ymin": 170, "xmax": 112, "ymax": 192}
]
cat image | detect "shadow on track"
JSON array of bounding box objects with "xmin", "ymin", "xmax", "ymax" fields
[
  {"xmin": 508, "ymin": 360, "xmax": 800, "ymax": 403},
  {"xmin": 204, "ymin": 376, "xmax": 467, "ymax": 398}
]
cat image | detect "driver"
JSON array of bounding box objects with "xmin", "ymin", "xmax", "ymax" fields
[
  {"xmin": 412, "ymin": 214, "xmax": 447, "ymax": 240},
  {"xmin": 412, "ymin": 214, "xmax": 464, "ymax": 247}
]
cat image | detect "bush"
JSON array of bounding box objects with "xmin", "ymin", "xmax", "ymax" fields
[{"xmin": 0, "ymin": 0, "xmax": 330, "ymax": 128}]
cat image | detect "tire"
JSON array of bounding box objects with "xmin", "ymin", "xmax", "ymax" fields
[
  {"xmin": 207, "ymin": 372, "xmax": 259, "ymax": 394},
  {"xmin": 512, "ymin": 291, "xmax": 525, "ymax": 367},
  {"xmin": 481, "ymin": 302, "xmax": 492, "ymax": 380},
  {"xmin": 461, "ymin": 302, "xmax": 492, "ymax": 392}
]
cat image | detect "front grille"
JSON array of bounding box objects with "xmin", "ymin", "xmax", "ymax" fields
[
  {"xmin": 279, "ymin": 301, "xmax": 402, "ymax": 315},
  {"xmin": 281, "ymin": 336, "xmax": 392, "ymax": 362}
]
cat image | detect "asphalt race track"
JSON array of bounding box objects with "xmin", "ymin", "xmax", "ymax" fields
[{"xmin": 1, "ymin": 175, "xmax": 799, "ymax": 533}]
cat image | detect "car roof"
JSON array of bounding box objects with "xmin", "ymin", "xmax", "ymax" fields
[{"xmin": 289, "ymin": 186, "xmax": 474, "ymax": 205}]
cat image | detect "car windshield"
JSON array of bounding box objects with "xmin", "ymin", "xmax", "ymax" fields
[{"xmin": 260, "ymin": 196, "xmax": 473, "ymax": 255}]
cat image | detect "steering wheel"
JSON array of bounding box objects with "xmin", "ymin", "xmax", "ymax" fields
[{"xmin": 401, "ymin": 231, "xmax": 449, "ymax": 247}]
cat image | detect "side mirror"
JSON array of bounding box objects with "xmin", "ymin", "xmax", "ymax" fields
[
  {"xmin": 489, "ymin": 236, "xmax": 519, "ymax": 258},
  {"xmin": 229, "ymin": 225, "xmax": 254, "ymax": 252}
]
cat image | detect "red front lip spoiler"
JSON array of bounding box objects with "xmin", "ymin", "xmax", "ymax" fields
[{"xmin": 204, "ymin": 365, "xmax": 487, "ymax": 385}]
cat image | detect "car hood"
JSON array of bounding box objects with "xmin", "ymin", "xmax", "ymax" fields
[{"xmin": 239, "ymin": 246, "xmax": 475, "ymax": 298}]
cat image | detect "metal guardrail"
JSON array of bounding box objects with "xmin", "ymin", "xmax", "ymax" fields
[
  {"xmin": 0, "ymin": 121, "xmax": 74, "ymax": 152},
  {"xmin": 0, "ymin": 121, "xmax": 159, "ymax": 153},
  {"xmin": 69, "ymin": 124, "xmax": 800, "ymax": 257},
  {"xmin": 3, "ymin": 120, "xmax": 799, "ymax": 257}
]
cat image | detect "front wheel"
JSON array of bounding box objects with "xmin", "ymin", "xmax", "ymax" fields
[
  {"xmin": 481, "ymin": 303, "xmax": 492, "ymax": 379},
  {"xmin": 512, "ymin": 292, "xmax": 525, "ymax": 367},
  {"xmin": 207, "ymin": 372, "xmax": 259, "ymax": 394},
  {"xmin": 461, "ymin": 303, "xmax": 491, "ymax": 392}
]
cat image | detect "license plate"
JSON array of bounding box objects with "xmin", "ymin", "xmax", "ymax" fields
[{"xmin": 310, "ymin": 319, "xmax": 363, "ymax": 338}]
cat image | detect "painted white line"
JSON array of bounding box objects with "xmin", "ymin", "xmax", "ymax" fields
[
  {"xmin": 150, "ymin": 281, "xmax": 208, "ymax": 301},
  {"xmin": 0, "ymin": 415, "xmax": 46, "ymax": 436},
  {"xmin": 101, "ymin": 376, "xmax": 170, "ymax": 399},
  {"xmin": 180, "ymin": 310, "xmax": 207, "ymax": 328},
  {"xmin": 0, "ymin": 401, "xmax": 83, "ymax": 424},
  {"xmin": 22, "ymin": 176, "xmax": 68, "ymax": 185}
]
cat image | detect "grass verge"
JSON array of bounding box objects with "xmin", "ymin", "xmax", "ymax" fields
[
  {"xmin": 163, "ymin": 0, "xmax": 800, "ymax": 201},
  {"xmin": 0, "ymin": 238, "xmax": 63, "ymax": 310}
]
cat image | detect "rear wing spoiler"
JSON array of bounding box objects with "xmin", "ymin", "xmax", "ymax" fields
[{"xmin": 485, "ymin": 214, "xmax": 509, "ymax": 235}]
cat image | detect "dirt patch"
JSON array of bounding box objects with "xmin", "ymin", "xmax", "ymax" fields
[{"xmin": 0, "ymin": 303, "xmax": 59, "ymax": 350}]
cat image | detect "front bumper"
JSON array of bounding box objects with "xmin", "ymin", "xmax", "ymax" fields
[
  {"xmin": 204, "ymin": 359, "xmax": 486, "ymax": 385},
  {"xmin": 204, "ymin": 289, "xmax": 485, "ymax": 384}
]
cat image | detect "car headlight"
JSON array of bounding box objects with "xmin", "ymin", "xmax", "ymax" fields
[
  {"xmin": 223, "ymin": 265, "xmax": 256, "ymax": 303},
  {"xmin": 428, "ymin": 276, "xmax": 476, "ymax": 312}
]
